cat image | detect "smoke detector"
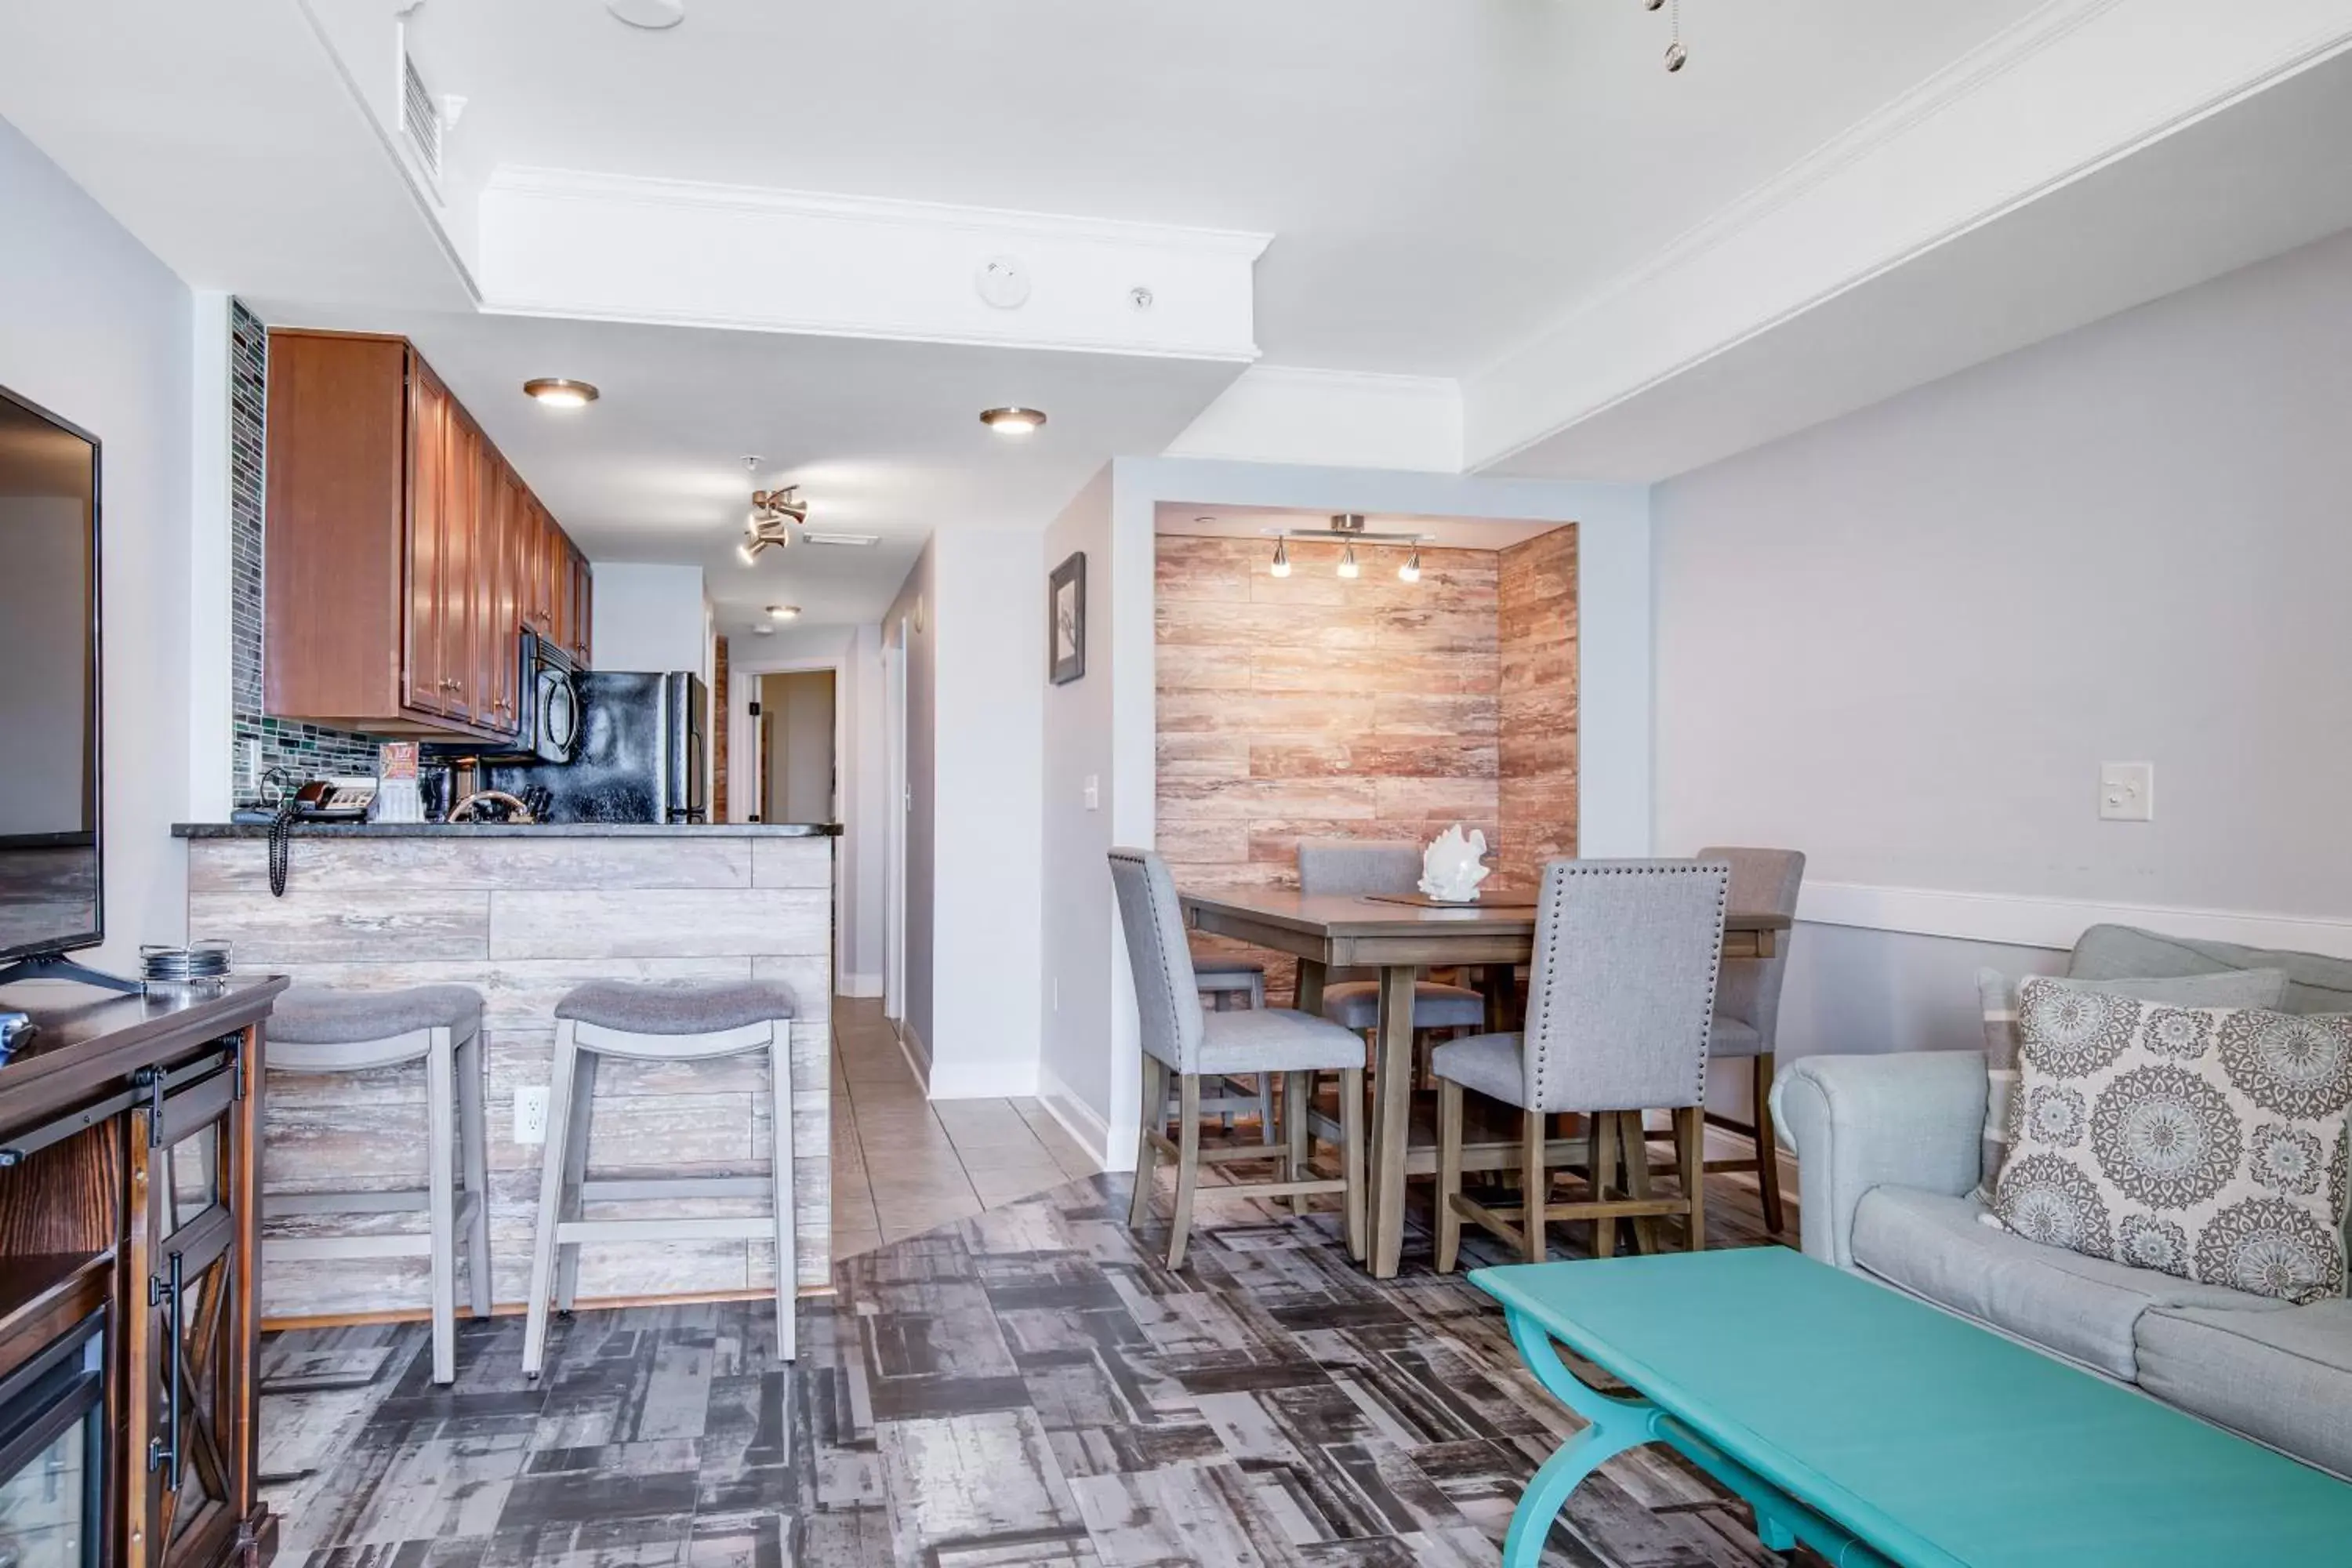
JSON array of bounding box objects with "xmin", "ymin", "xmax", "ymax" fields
[{"xmin": 608, "ymin": 0, "xmax": 684, "ymax": 29}]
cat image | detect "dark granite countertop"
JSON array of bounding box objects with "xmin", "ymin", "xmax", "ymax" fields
[{"xmin": 172, "ymin": 821, "xmax": 842, "ymax": 839}]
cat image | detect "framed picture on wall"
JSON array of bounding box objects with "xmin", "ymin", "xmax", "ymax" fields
[{"xmin": 1049, "ymin": 550, "xmax": 1086, "ymax": 684}]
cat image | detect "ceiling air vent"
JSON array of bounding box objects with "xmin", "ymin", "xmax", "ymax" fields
[{"xmin": 401, "ymin": 50, "xmax": 442, "ymax": 180}]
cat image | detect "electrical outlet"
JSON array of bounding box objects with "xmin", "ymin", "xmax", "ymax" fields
[
  {"xmin": 2100, "ymin": 761, "xmax": 2154, "ymax": 822},
  {"xmin": 514, "ymin": 1086, "xmax": 550, "ymax": 1144}
]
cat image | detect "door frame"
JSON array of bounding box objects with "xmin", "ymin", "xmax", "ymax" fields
[
  {"xmin": 883, "ymin": 617, "xmax": 908, "ymax": 1025},
  {"xmin": 728, "ymin": 652, "xmax": 848, "ymax": 991}
]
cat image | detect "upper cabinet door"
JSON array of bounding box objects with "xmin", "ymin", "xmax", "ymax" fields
[
  {"xmin": 438, "ymin": 416, "xmax": 481, "ymax": 723},
  {"xmin": 569, "ymin": 547, "xmax": 594, "ymax": 666},
  {"xmin": 404, "ymin": 359, "xmax": 452, "ymax": 717},
  {"xmin": 486, "ymin": 467, "xmax": 523, "ymax": 732}
]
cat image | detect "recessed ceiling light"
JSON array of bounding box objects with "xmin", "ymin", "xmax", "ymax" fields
[
  {"xmin": 607, "ymin": 0, "xmax": 684, "ymax": 29},
  {"xmin": 750, "ymin": 622, "xmax": 775, "ymax": 636},
  {"xmin": 979, "ymin": 406, "xmax": 1047, "ymax": 435},
  {"xmin": 523, "ymin": 378, "xmax": 599, "ymax": 408},
  {"xmin": 766, "ymin": 604, "xmax": 800, "ymax": 621}
]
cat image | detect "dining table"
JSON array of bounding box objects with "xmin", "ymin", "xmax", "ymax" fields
[{"xmin": 1178, "ymin": 884, "xmax": 1792, "ymax": 1278}]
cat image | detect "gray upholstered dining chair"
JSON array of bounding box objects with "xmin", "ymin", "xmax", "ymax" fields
[
  {"xmin": 1431, "ymin": 858, "xmax": 1730, "ymax": 1270},
  {"xmin": 1191, "ymin": 953, "xmax": 1276, "ymax": 1145},
  {"xmin": 1109, "ymin": 848, "xmax": 1366, "ymax": 1269},
  {"xmin": 1691, "ymin": 845, "xmax": 1805, "ymax": 1236},
  {"xmin": 1296, "ymin": 840, "xmax": 1486, "ymax": 1033}
]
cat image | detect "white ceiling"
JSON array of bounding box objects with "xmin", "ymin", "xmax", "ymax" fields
[
  {"xmin": 398, "ymin": 0, "xmax": 2042, "ymax": 377},
  {"xmin": 256, "ymin": 303, "xmax": 1238, "ymax": 630}
]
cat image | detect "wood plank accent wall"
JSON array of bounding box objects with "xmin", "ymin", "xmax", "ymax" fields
[
  {"xmin": 1498, "ymin": 525, "xmax": 1580, "ymax": 870},
  {"xmin": 187, "ymin": 833, "xmax": 831, "ymax": 1319},
  {"xmin": 1156, "ymin": 535, "xmax": 1501, "ymax": 998}
]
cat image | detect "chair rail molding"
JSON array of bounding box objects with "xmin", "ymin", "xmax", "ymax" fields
[{"xmin": 1799, "ymin": 881, "xmax": 2352, "ymax": 962}]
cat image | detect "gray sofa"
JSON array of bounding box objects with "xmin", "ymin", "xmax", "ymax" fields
[{"xmin": 1771, "ymin": 924, "xmax": 2352, "ymax": 1479}]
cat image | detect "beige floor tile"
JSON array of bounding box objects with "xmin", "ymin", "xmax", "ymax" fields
[{"xmin": 967, "ymin": 1166, "xmax": 1071, "ymax": 1207}]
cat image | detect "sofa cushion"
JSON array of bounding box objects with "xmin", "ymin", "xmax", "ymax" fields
[
  {"xmin": 1851, "ymin": 1185, "xmax": 2287, "ymax": 1380},
  {"xmin": 2071, "ymin": 924, "xmax": 2352, "ymax": 1018},
  {"xmin": 2136, "ymin": 1300, "xmax": 2352, "ymax": 1480}
]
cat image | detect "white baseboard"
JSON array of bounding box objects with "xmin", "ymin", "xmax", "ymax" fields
[
  {"xmin": 838, "ymin": 971, "xmax": 884, "ymax": 999},
  {"xmin": 927, "ymin": 1058, "xmax": 1043, "ymax": 1100},
  {"xmin": 1041, "ymin": 1067, "xmax": 1131, "ymax": 1172},
  {"xmin": 1800, "ymin": 880, "xmax": 2352, "ymax": 962},
  {"xmin": 896, "ymin": 1020, "xmax": 931, "ymax": 1090}
]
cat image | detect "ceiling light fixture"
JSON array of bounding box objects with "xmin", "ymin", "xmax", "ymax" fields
[
  {"xmin": 523, "ymin": 378, "xmax": 600, "ymax": 408},
  {"xmin": 1399, "ymin": 547, "xmax": 1421, "ymax": 583},
  {"xmin": 978, "ymin": 406, "xmax": 1047, "ymax": 435},
  {"xmin": 1261, "ymin": 516, "xmax": 1433, "ymax": 587},
  {"xmin": 1644, "ymin": 0, "xmax": 1688, "ymax": 71},
  {"xmin": 736, "ymin": 456, "xmax": 808, "ymax": 563},
  {"xmin": 766, "ymin": 604, "xmax": 800, "ymax": 621},
  {"xmin": 1338, "ymin": 543, "xmax": 1359, "ymax": 580},
  {"xmin": 1269, "ymin": 538, "xmax": 1290, "ymax": 579}
]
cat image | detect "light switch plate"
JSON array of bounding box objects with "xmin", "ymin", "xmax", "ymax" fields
[
  {"xmin": 2100, "ymin": 761, "xmax": 2154, "ymax": 822},
  {"xmin": 1083, "ymin": 774, "xmax": 1100, "ymax": 811},
  {"xmin": 514, "ymin": 1086, "xmax": 549, "ymax": 1144}
]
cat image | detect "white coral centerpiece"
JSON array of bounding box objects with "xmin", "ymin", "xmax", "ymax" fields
[{"xmin": 1418, "ymin": 824, "xmax": 1493, "ymax": 903}]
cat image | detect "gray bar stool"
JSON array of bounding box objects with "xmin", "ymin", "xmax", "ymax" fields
[
  {"xmin": 263, "ymin": 985, "xmax": 490, "ymax": 1385},
  {"xmin": 522, "ymin": 978, "xmax": 799, "ymax": 1377}
]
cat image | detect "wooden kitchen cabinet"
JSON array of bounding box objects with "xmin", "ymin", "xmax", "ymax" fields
[{"xmin": 265, "ymin": 328, "xmax": 591, "ymax": 743}]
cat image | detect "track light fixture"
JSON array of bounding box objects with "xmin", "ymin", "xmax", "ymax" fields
[
  {"xmin": 1399, "ymin": 547, "xmax": 1421, "ymax": 583},
  {"xmin": 1338, "ymin": 543, "xmax": 1359, "ymax": 579},
  {"xmin": 1269, "ymin": 538, "xmax": 1290, "ymax": 578}
]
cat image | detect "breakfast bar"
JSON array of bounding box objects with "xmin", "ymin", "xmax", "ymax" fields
[{"xmin": 171, "ymin": 820, "xmax": 840, "ymax": 1322}]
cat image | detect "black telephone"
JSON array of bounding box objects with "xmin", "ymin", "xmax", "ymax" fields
[{"xmin": 267, "ymin": 778, "xmax": 377, "ymax": 898}]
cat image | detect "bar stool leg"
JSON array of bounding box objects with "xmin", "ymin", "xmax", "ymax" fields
[
  {"xmin": 456, "ymin": 1027, "xmax": 492, "ymax": 1319},
  {"xmin": 1129, "ymin": 1054, "xmax": 1166, "ymax": 1230},
  {"xmin": 1285, "ymin": 1071, "xmax": 1312, "ymax": 1217},
  {"xmin": 424, "ymin": 1027, "xmax": 458, "ymax": 1385},
  {"xmin": 522, "ymin": 1021, "xmax": 580, "ymax": 1378},
  {"xmin": 554, "ymin": 1051, "xmax": 600, "ymax": 1313},
  {"xmin": 767, "ymin": 1025, "xmax": 797, "ymax": 1362},
  {"xmin": 1167, "ymin": 1073, "xmax": 1203, "ymax": 1270}
]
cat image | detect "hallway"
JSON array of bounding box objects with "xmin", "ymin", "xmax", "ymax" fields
[{"xmin": 829, "ymin": 997, "xmax": 1100, "ymax": 1258}]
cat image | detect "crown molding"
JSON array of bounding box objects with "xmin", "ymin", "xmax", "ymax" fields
[
  {"xmin": 481, "ymin": 165, "xmax": 1273, "ymax": 259},
  {"xmin": 1466, "ymin": 0, "xmax": 2352, "ymax": 475}
]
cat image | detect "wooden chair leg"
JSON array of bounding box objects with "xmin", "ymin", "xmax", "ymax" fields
[
  {"xmin": 1435, "ymin": 1078, "xmax": 1464, "ymax": 1273},
  {"xmin": 1168, "ymin": 1074, "xmax": 1203, "ymax": 1270},
  {"xmin": 1129, "ymin": 1054, "xmax": 1166, "ymax": 1230},
  {"xmin": 553, "ymin": 1049, "xmax": 599, "ymax": 1314},
  {"xmin": 1618, "ymin": 1110, "xmax": 1661, "ymax": 1256},
  {"xmin": 455, "ymin": 1029, "xmax": 493, "ymax": 1319},
  {"xmin": 1522, "ymin": 1108, "xmax": 1549, "ymax": 1265},
  {"xmin": 1591, "ymin": 1110, "xmax": 1618, "ymax": 1261},
  {"xmin": 1258, "ymin": 1071, "xmax": 1277, "ymax": 1148},
  {"xmin": 1753, "ymin": 1054, "xmax": 1785, "ymax": 1236},
  {"xmin": 424, "ymin": 1028, "xmax": 457, "ymax": 1386},
  {"xmin": 521, "ymin": 1021, "xmax": 579, "ymax": 1378},
  {"xmin": 1679, "ymin": 1105, "xmax": 1708, "ymax": 1252},
  {"xmin": 1286, "ymin": 1071, "xmax": 1312, "ymax": 1216},
  {"xmin": 1341, "ymin": 1066, "xmax": 1367, "ymax": 1263},
  {"xmin": 767, "ymin": 1026, "xmax": 797, "ymax": 1362}
]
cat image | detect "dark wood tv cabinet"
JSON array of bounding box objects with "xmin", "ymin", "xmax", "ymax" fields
[{"xmin": 0, "ymin": 976, "xmax": 285, "ymax": 1568}]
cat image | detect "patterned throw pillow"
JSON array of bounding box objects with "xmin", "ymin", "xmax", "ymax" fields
[
  {"xmin": 1976, "ymin": 966, "xmax": 2289, "ymax": 1194},
  {"xmin": 1991, "ymin": 980, "xmax": 2352, "ymax": 1304}
]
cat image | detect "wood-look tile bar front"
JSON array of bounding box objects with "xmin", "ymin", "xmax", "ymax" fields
[{"xmin": 179, "ymin": 826, "xmax": 837, "ymax": 1320}]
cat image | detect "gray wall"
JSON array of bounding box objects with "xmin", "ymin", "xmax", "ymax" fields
[
  {"xmin": 1652, "ymin": 223, "xmax": 2352, "ymax": 1109},
  {"xmin": 884, "ymin": 539, "xmax": 937, "ymax": 1065},
  {"xmin": 0, "ymin": 114, "xmax": 194, "ymax": 969}
]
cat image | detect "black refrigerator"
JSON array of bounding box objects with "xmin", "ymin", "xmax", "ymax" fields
[{"xmin": 485, "ymin": 670, "xmax": 707, "ymax": 823}]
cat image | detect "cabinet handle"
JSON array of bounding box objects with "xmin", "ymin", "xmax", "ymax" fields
[{"xmin": 149, "ymin": 1248, "xmax": 183, "ymax": 1486}]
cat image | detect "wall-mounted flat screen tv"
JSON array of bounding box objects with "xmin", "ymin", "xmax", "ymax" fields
[{"xmin": 0, "ymin": 384, "xmax": 103, "ymax": 966}]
